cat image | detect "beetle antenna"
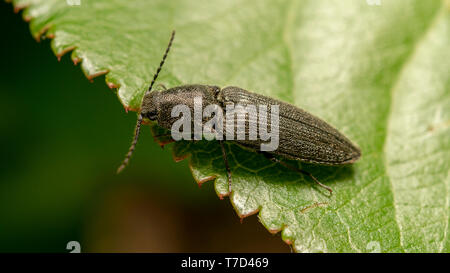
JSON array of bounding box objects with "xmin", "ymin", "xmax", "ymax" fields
[
  {"xmin": 117, "ymin": 30, "xmax": 176, "ymax": 174},
  {"xmin": 145, "ymin": 30, "xmax": 176, "ymax": 96},
  {"xmin": 117, "ymin": 113, "xmax": 143, "ymax": 174}
]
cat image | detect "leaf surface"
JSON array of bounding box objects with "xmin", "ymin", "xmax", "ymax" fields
[{"xmin": 12, "ymin": 0, "xmax": 450, "ymax": 252}]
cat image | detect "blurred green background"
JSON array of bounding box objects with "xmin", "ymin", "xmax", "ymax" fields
[{"xmin": 0, "ymin": 2, "xmax": 288, "ymax": 252}]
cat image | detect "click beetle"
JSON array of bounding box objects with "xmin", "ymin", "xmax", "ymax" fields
[{"xmin": 118, "ymin": 31, "xmax": 361, "ymax": 195}]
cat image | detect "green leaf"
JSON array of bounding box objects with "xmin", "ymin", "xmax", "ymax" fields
[{"xmin": 12, "ymin": 0, "xmax": 450, "ymax": 252}]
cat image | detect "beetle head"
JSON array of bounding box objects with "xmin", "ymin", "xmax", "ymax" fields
[{"xmin": 140, "ymin": 91, "xmax": 160, "ymax": 121}]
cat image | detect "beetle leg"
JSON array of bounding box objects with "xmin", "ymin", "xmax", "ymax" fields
[
  {"xmin": 156, "ymin": 83, "xmax": 167, "ymax": 90},
  {"xmin": 219, "ymin": 141, "xmax": 232, "ymax": 194},
  {"xmin": 262, "ymin": 153, "xmax": 333, "ymax": 196}
]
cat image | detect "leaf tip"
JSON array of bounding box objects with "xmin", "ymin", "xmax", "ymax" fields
[
  {"xmin": 172, "ymin": 153, "xmax": 189, "ymax": 163},
  {"xmin": 72, "ymin": 57, "xmax": 82, "ymax": 66},
  {"xmin": 86, "ymin": 69, "xmax": 109, "ymax": 82},
  {"xmin": 13, "ymin": 3, "xmax": 28, "ymax": 14},
  {"xmin": 34, "ymin": 24, "xmax": 52, "ymax": 42},
  {"xmin": 107, "ymin": 82, "xmax": 119, "ymax": 89}
]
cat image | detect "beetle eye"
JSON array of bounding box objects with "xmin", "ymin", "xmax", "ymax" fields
[{"xmin": 146, "ymin": 110, "xmax": 158, "ymax": 120}]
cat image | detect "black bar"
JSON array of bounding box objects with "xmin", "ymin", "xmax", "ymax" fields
[{"xmin": 0, "ymin": 253, "xmax": 447, "ymax": 272}]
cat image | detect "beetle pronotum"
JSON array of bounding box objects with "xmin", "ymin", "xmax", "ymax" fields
[{"xmin": 117, "ymin": 31, "xmax": 361, "ymax": 195}]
